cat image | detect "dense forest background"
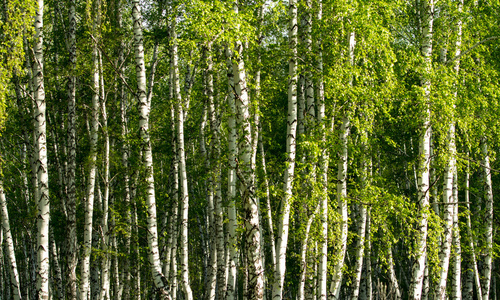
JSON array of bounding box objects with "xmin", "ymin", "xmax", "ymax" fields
[{"xmin": 0, "ymin": 0, "xmax": 499, "ymax": 299}]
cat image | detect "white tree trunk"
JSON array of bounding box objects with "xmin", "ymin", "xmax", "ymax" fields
[
  {"xmin": 409, "ymin": 1, "xmax": 433, "ymax": 298},
  {"xmin": 33, "ymin": 0, "xmax": 50, "ymax": 298},
  {"xmin": 0, "ymin": 180, "xmax": 21, "ymax": 300},
  {"xmin": 100, "ymin": 86, "xmax": 111, "ymax": 300},
  {"xmin": 168, "ymin": 96, "xmax": 179, "ymax": 299},
  {"xmin": 360, "ymin": 208, "xmax": 373, "ymax": 300},
  {"xmin": 330, "ymin": 31, "xmax": 355, "ymax": 299},
  {"xmin": 171, "ymin": 16, "xmax": 193, "ymax": 300},
  {"xmin": 131, "ymin": 1, "xmax": 169, "ymax": 298},
  {"xmin": 207, "ymin": 50, "xmax": 226, "ymax": 299},
  {"xmin": 259, "ymin": 136, "xmax": 276, "ymax": 267},
  {"xmin": 232, "ymin": 6, "xmax": 264, "ymax": 296},
  {"xmin": 316, "ymin": 1, "xmax": 328, "ymax": 298},
  {"xmin": 225, "ymin": 45, "xmax": 238, "ymax": 300},
  {"xmin": 436, "ymin": 119, "xmax": 455, "ymax": 300},
  {"xmin": 450, "ymin": 6, "xmax": 463, "ymax": 298},
  {"xmin": 388, "ymin": 247, "xmax": 402, "ymax": 300},
  {"xmin": 481, "ymin": 138, "xmax": 494, "ymax": 300},
  {"xmin": 66, "ymin": 0, "xmax": 78, "ymax": 297},
  {"xmin": 298, "ymin": 204, "xmax": 320, "ymax": 300},
  {"xmin": 351, "ymin": 203, "xmax": 367, "ymax": 300},
  {"xmin": 450, "ymin": 171, "xmax": 461, "ymax": 300},
  {"xmin": 50, "ymin": 228, "xmax": 64, "ymax": 299},
  {"xmin": 464, "ymin": 151, "xmax": 483, "ymax": 300},
  {"xmin": 273, "ymin": 0, "xmax": 298, "ymax": 297},
  {"xmin": 81, "ymin": 11, "xmax": 100, "ymax": 298}
]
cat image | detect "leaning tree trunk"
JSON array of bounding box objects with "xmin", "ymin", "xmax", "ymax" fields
[
  {"xmin": 0, "ymin": 180, "xmax": 21, "ymax": 300},
  {"xmin": 33, "ymin": 0, "xmax": 50, "ymax": 298},
  {"xmin": 171, "ymin": 15, "xmax": 193, "ymax": 300},
  {"xmin": 131, "ymin": 1, "xmax": 169, "ymax": 298},
  {"xmin": 272, "ymin": 0, "xmax": 298, "ymax": 297},
  {"xmin": 409, "ymin": 1, "xmax": 434, "ymax": 299}
]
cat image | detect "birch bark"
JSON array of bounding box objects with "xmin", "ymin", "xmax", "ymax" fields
[
  {"xmin": 100, "ymin": 86, "xmax": 111, "ymax": 300},
  {"xmin": 449, "ymin": 4, "xmax": 463, "ymax": 298},
  {"xmin": 298, "ymin": 204, "xmax": 320, "ymax": 300},
  {"xmin": 232, "ymin": 4, "xmax": 264, "ymax": 295},
  {"xmin": 481, "ymin": 138, "xmax": 494, "ymax": 300},
  {"xmin": 225, "ymin": 45, "xmax": 238, "ymax": 300},
  {"xmin": 316, "ymin": 1, "xmax": 328, "ymax": 298},
  {"xmin": 131, "ymin": 1, "xmax": 169, "ymax": 297},
  {"xmin": 33, "ymin": 0, "xmax": 50, "ymax": 297},
  {"xmin": 171, "ymin": 15, "xmax": 193, "ymax": 300},
  {"xmin": 81, "ymin": 6, "xmax": 100, "ymax": 297},
  {"xmin": 65, "ymin": 1, "xmax": 78, "ymax": 297},
  {"xmin": 0, "ymin": 180, "xmax": 21, "ymax": 300},
  {"xmin": 409, "ymin": 1, "xmax": 434, "ymax": 298},
  {"xmin": 450, "ymin": 171, "xmax": 461, "ymax": 300},
  {"xmin": 330, "ymin": 31, "xmax": 355, "ymax": 300},
  {"xmin": 273, "ymin": 0, "xmax": 298, "ymax": 296},
  {"xmin": 464, "ymin": 151, "xmax": 483, "ymax": 300}
]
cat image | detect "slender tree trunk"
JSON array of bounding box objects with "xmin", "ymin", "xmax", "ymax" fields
[
  {"xmin": 273, "ymin": 0, "xmax": 298, "ymax": 296},
  {"xmin": 0, "ymin": 226, "xmax": 3, "ymax": 300},
  {"xmin": 81, "ymin": 7, "xmax": 100, "ymax": 297},
  {"xmin": 202, "ymin": 45, "xmax": 217, "ymax": 300},
  {"xmin": 131, "ymin": 1, "xmax": 169, "ymax": 297},
  {"xmin": 50, "ymin": 228, "xmax": 64, "ymax": 299},
  {"xmin": 436, "ymin": 111, "xmax": 455, "ymax": 300},
  {"xmin": 225, "ymin": 45, "xmax": 239, "ymax": 300},
  {"xmin": 464, "ymin": 150, "xmax": 483, "ymax": 300},
  {"xmin": 168, "ymin": 82, "xmax": 179, "ymax": 298},
  {"xmin": 450, "ymin": 3, "xmax": 462, "ymax": 299},
  {"xmin": 65, "ymin": 1, "xmax": 78, "ymax": 290},
  {"xmin": 330, "ymin": 31, "xmax": 355, "ymax": 300},
  {"xmin": 232, "ymin": 3, "xmax": 264, "ymax": 295},
  {"xmin": 363, "ymin": 208, "xmax": 373, "ymax": 300},
  {"xmin": 316, "ymin": 1, "xmax": 328, "ymax": 298},
  {"xmin": 171, "ymin": 15, "xmax": 193, "ymax": 300},
  {"xmin": 206, "ymin": 49, "xmax": 226, "ymax": 300},
  {"xmin": 91, "ymin": 179, "xmax": 102, "ymax": 300},
  {"xmin": 409, "ymin": 1, "xmax": 434, "ymax": 298},
  {"xmin": 100, "ymin": 86, "xmax": 111, "ymax": 300},
  {"xmin": 298, "ymin": 204, "xmax": 320, "ymax": 300},
  {"xmin": 351, "ymin": 204, "xmax": 367, "ymax": 300},
  {"xmin": 481, "ymin": 138, "xmax": 494, "ymax": 300},
  {"xmin": 0, "ymin": 180, "xmax": 21, "ymax": 300},
  {"xmin": 33, "ymin": 0, "xmax": 50, "ymax": 297},
  {"xmin": 259, "ymin": 135, "xmax": 276, "ymax": 270},
  {"xmin": 450, "ymin": 171, "xmax": 461, "ymax": 300},
  {"xmin": 387, "ymin": 247, "xmax": 402, "ymax": 300}
]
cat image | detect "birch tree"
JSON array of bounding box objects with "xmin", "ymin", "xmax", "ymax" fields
[
  {"xmin": 409, "ymin": 1, "xmax": 434, "ymax": 299},
  {"xmin": 65, "ymin": 0, "xmax": 78, "ymax": 297},
  {"xmin": 33, "ymin": 0, "xmax": 50, "ymax": 297},
  {"xmin": 80, "ymin": 2, "xmax": 100, "ymax": 296},
  {"xmin": 171, "ymin": 14, "xmax": 193, "ymax": 300},
  {"xmin": 273, "ymin": 0, "xmax": 298, "ymax": 297},
  {"xmin": 232, "ymin": 2, "xmax": 264, "ymax": 297},
  {"xmin": 0, "ymin": 179, "xmax": 21, "ymax": 300},
  {"xmin": 131, "ymin": 0, "xmax": 169, "ymax": 298}
]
